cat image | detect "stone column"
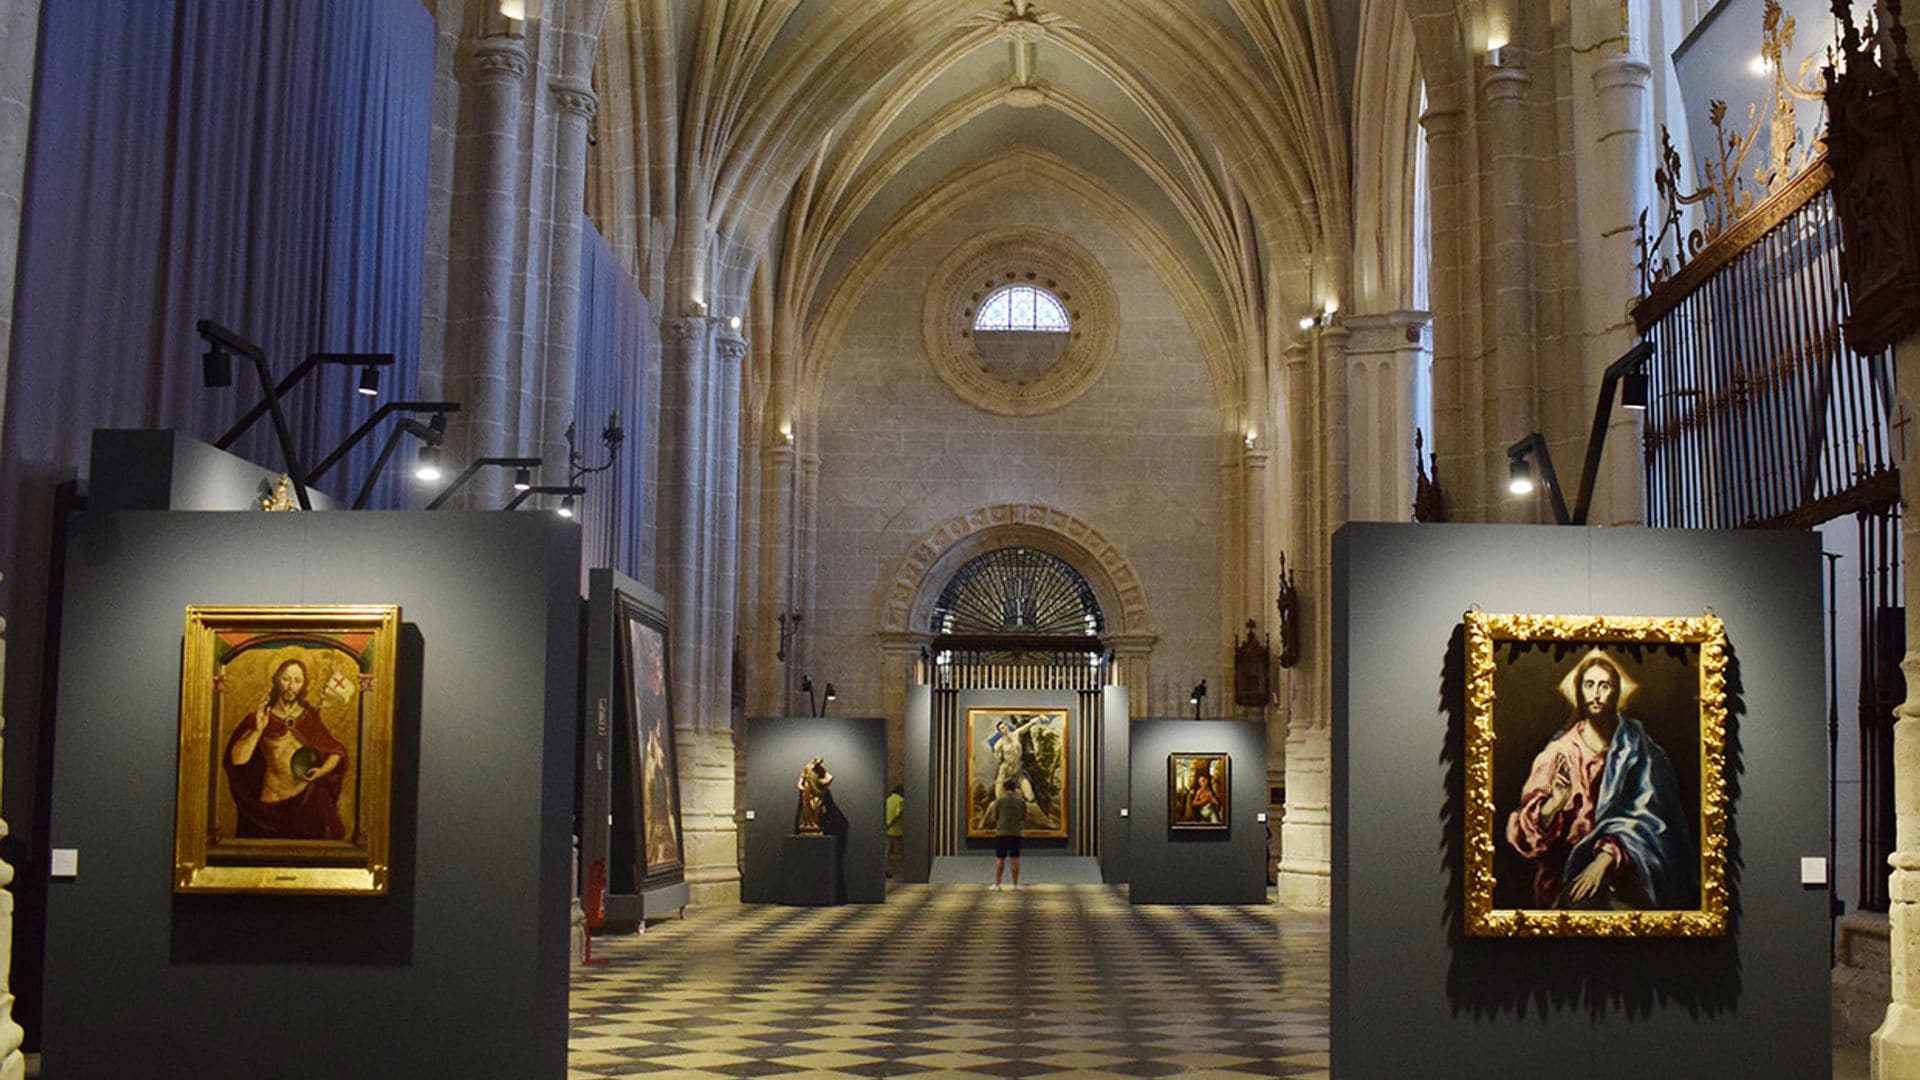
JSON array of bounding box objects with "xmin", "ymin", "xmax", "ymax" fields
[
  {"xmin": 1345, "ymin": 312, "xmax": 1431, "ymax": 521},
  {"xmin": 442, "ymin": 33, "xmax": 529, "ymax": 494},
  {"xmin": 535, "ymin": 77, "xmax": 598, "ymax": 475},
  {"xmin": 1241, "ymin": 446, "xmax": 1270, "ymax": 625},
  {"xmin": 757, "ymin": 438, "xmax": 798, "ymax": 716},
  {"xmin": 878, "ymin": 631, "xmax": 932, "ymax": 789},
  {"xmin": 1580, "ymin": 54, "xmax": 1652, "ymax": 526},
  {"xmin": 1279, "ymin": 324, "xmax": 1334, "ymax": 907},
  {"xmin": 1481, "ymin": 61, "xmax": 1537, "ymax": 522},
  {"xmin": 1874, "ymin": 334, "xmax": 1920, "ymax": 1075},
  {"xmin": 1105, "ymin": 633, "xmax": 1156, "ymax": 719},
  {"xmin": 1420, "ymin": 104, "xmax": 1475, "ymax": 520}
]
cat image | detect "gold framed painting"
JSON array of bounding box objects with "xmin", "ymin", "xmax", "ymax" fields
[
  {"xmin": 1463, "ymin": 610, "xmax": 1729, "ymax": 937},
  {"xmin": 173, "ymin": 605, "xmax": 400, "ymax": 894},
  {"xmin": 1168, "ymin": 753, "xmax": 1230, "ymax": 831},
  {"xmin": 965, "ymin": 707, "xmax": 1069, "ymax": 839}
]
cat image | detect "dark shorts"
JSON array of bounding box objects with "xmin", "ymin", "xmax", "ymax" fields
[{"xmin": 995, "ymin": 836, "xmax": 1022, "ymax": 859}]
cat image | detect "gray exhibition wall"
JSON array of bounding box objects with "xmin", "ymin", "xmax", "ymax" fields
[
  {"xmin": 905, "ymin": 686, "xmax": 932, "ymax": 882},
  {"xmin": 42, "ymin": 511, "xmax": 578, "ymax": 1079},
  {"xmin": 1332, "ymin": 522, "xmax": 1828, "ymax": 1078},
  {"xmin": 741, "ymin": 716, "xmax": 888, "ymax": 904},
  {"xmin": 1128, "ymin": 719, "xmax": 1268, "ymax": 904}
]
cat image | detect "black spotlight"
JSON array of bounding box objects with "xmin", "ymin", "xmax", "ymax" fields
[
  {"xmin": 415, "ymin": 444, "xmax": 444, "ymax": 483},
  {"xmin": 557, "ymin": 494, "xmax": 575, "ymax": 519},
  {"xmin": 358, "ymin": 365, "xmax": 381, "ymax": 397},
  {"xmin": 203, "ymin": 347, "xmax": 233, "ymax": 388},
  {"xmin": 514, "ymin": 466, "xmax": 532, "ymax": 492},
  {"xmin": 1621, "ymin": 369, "xmax": 1649, "ymax": 411}
]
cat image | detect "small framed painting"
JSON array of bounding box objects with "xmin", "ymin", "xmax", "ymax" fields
[
  {"xmin": 1168, "ymin": 753, "xmax": 1230, "ymax": 831},
  {"xmin": 173, "ymin": 605, "xmax": 400, "ymax": 894}
]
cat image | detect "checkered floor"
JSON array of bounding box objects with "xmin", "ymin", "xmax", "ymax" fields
[{"xmin": 569, "ymin": 884, "xmax": 1329, "ymax": 1078}]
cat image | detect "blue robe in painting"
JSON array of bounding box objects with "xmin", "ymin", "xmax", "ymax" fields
[{"xmin": 1563, "ymin": 714, "xmax": 1696, "ymax": 909}]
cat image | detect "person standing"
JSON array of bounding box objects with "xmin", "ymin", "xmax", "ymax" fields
[
  {"xmin": 992, "ymin": 778, "xmax": 1027, "ymax": 891},
  {"xmin": 885, "ymin": 785, "xmax": 905, "ymax": 878}
]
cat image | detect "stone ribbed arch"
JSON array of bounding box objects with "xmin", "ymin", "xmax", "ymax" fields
[{"xmin": 881, "ymin": 504, "xmax": 1151, "ymax": 638}]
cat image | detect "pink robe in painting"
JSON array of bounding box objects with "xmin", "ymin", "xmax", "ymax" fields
[{"xmin": 1505, "ymin": 725, "xmax": 1629, "ymax": 906}]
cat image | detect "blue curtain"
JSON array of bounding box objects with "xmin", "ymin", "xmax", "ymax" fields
[
  {"xmin": 3, "ymin": 0, "xmax": 432, "ymax": 518},
  {"xmin": 0, "ymin": 4, "xmax": 432, "ymax": 1048},
  {"xmin": 575, "ymin": 218, "xmax": 653, "ymax": 581}
]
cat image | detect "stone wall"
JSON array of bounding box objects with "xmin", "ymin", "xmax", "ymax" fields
[{"xmin": 808, "ymin": 177, "xmax": 1228, "ymax": 745}]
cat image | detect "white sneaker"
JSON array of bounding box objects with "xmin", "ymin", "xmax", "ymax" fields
[{"xmin": 990, "ymin": 884, "xmax": 1000, "ymax": 891}]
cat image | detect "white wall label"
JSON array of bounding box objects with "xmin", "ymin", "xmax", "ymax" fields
[
  {"xmin": 50, "ymin": 849, "xmax": 78, "ymax": 878},
  {"xmin": 1118, "ymin": 807, "xmax": 1129, "ymax": 818},
  {"xmin": 744, "ymin": 809, "xmax": 756, "ymax": 821},
  {"xmin": 1256, "ymin": 812, "xmax": 1268, "ymax": 824},
  {"xmin": 1800, "ymin": 856, "xmax": 1828, "ymax": 886}
]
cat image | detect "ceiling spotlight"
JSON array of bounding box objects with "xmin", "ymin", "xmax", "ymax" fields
[
  {"xmin": 823, "ymin": 683, "xmax": 838, "ymax": 702},
  {"xmin": 415, "ymin": 444, "xmax": 443, "ymax": 483},
  {"xmin": 557, "ymin": 494, "xmax": 575, "ymax": 519},
  {"xmin": 357, "ymin": 365, "xmax": 381, "ymax": 397},
  {"xmin": 1507, "ymin": 455, "xmax": 1535, "ymax": 496},
  {"xmin": 202, "ymin": 347, "xmax": 234, "ymax": 388},
  {"xmin": 513, "ymin": 466, "xmax": 532, "ymax": 492},
  {"xmin": 429, "ymin": 411, "xmax": 448, "ymax": 435}
]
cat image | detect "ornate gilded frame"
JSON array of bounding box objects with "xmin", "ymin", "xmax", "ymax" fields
[
  {"xmin": 174, "ymin": 605, "xmax": 400, "ymax": 894},
  {"xmin": 964, "ymin": 706, "xmax": 1070, "ymax": 840},
  {"xmin": 1463, "ymin": 611, "xmax": 1729, "ymax": 937}
]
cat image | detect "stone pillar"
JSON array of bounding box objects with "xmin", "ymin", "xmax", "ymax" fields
[
  {"xmin": 1580, "ymin": 53, "xmax": 1652, "ymax": 526},
  {"xmin": 1420, "ymin": 104, "xmax": 1475, "ymax": 520},
  {"xmin": 756, "ymin": 439, "xmax": 798, "ymax": 716},
  {"xmin": 878, "ymin": 631, "xmax": 931, "ymax": 789},
  {"xmin": 442, "ymin": 33, "xmax": 529, "ymax": 493},
  {"xmin": 1481, "ymin": 61, "xmax": 1537, "ymax": 523},
  {"xmin": 1105, "ymin": 633, "xmax": 1156, "ymax": 719},
  {"xmin": 535, "ymin": 77, "xmax": 598, "ymax": 475},
  {"xmin": 1241, "ymin": 446, "xmax": 1270, "ymax": 623},
  {"xmin": 1874, "ymin": 334, "xmax": 1920, "ymax": 1075},
  {"xmin": 1344, "ymin": 312, "xmax": 1431, "ymax": 521}
]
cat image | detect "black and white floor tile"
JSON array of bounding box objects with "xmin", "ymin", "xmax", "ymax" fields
[{"xmin": 569, "ymin": 885, "xmax": 1329, "ymax": 1078}]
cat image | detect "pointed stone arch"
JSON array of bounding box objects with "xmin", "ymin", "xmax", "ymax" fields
[{"xmin": 880, "ymin": 503, "xmax": 1152, "ymax": 638}]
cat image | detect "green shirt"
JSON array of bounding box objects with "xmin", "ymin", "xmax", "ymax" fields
[
  {"xmin": 993, "ymin": 792, "xmax": 1028, "ymax": 837},
  {"xmin": 885, "ymin": 792, "xmax": 905, "ymax": 837}
]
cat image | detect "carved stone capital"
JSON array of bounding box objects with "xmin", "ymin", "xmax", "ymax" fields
[
  {"xmin": 1480, "ymin": 67, "xmax": 1531, "ymax": 105},
  {"xmin": 715, "ymin": 331, "xmax": 749, "ymax": 364},
  {"xmin": 1591, "ymin": 55, "xmax": 1653, "ymax": 95},
  {"xmin": 549, "ymin": 79, "xmax": 598, "ymax": 122},
  {"xmin": 1418, "ymin": 106, "xmax": 1465, "ymax": 136},
  {"xmin": 1005, "ymin": 85, "xmax": 1046, "ymax": 109},
  {"xmin": 667, "ymin": 315, "xmax": 708, "ymax": 344},
  {"xmin": 468, "ymin": 38, "xmax": 530, "ymax": 83}
]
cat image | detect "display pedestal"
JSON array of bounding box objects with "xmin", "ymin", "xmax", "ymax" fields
[{"xmin": 781, "ymin": 835, "xmax": 842, "ymax": 906}]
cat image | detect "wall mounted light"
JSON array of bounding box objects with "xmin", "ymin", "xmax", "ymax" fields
[
  {"xmin": 1244, "ymin": 430, "xmax": 1258, "ymax": 448},
  {"xmin": 499, "ymin": 0, "xmax": 526, "ymax": 19},
  {"xmin": 821, "ymin": 683, "xmax": 838, "ymax": 716},
  {"xmin": 728, "ymin": 315, "xmax": 742, "ymax": 331},
  {"xmin": 357, "ymin": 365, "xmax": 381, "ymax": 397},
  {"xmin": 415, "ymin": 444, "xmax": 444, "ymax": 483},
  {"xmin": 1487, "ymin": 30, "xmax": 1509, "ymax": 68},
  {"xmin": 1621, "ymin": 368, "xmax": 1649, "ymax": 410},
  {"xmin": 513, "ymin": 465, "xmax": 533, "ymax": 492},
  {"xmin": 1505, "ymin": 432, "xmax": 1570, "ymax": 524},
  {"xmin": 431, "ymin": 458, "xmax": 546, "ymax": 509},
  {"xmin": 202, "ymin": 346, "xmax": 234, "ymax": 388},
  {"xmin": 558, "ymin": 495, "xmax": 575, "ymax": 519},
  {"xmin": 1298, "ymin": 316, "xmax": 1316, "ymax": 331},
  {"xmin": 1189, "ymin": 678, "xmax": 1208, "ymax": 720},
  {"xmin": 1323, "ymin": 298, "xmax": 1340, "ymax": 317}
]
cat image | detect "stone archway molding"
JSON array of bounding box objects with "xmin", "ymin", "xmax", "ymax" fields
[{"xmin": 881, "ymin": 503, "xmax": 1152, "ymax": 639}]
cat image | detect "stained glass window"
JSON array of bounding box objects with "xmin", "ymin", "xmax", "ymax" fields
[{"xmin": 973, "ymin": 284, "xmax": 1071, "ymax": 332}]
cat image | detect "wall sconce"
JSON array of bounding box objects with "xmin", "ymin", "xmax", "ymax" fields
[
  {"xmin": 727, "ymin": 315, "xmax": 742, "ymax": 331},
  {"xmin": 1189, "ymin": 678, "xmax": 1208, "ymax": 720},
  {"xmin": 1244, "ymin": 430, "xmax": 1257, "ymax": 448},
  {"xmin": 1487, "ymin": 31, "xmax": 1509, "ymax": 68},
  {"xmin": 499, "ymin": 0, "xmax": 526, "ymax": 20}
]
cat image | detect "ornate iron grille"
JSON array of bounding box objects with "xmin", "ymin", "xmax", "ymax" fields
[
  {"xmin": 930, "ymin": 547, "xmax": 1104, "ymax": 637},
  {"xmin": 1638, "ymin": 177, "xmax": 1898, "ymax": 529}
]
